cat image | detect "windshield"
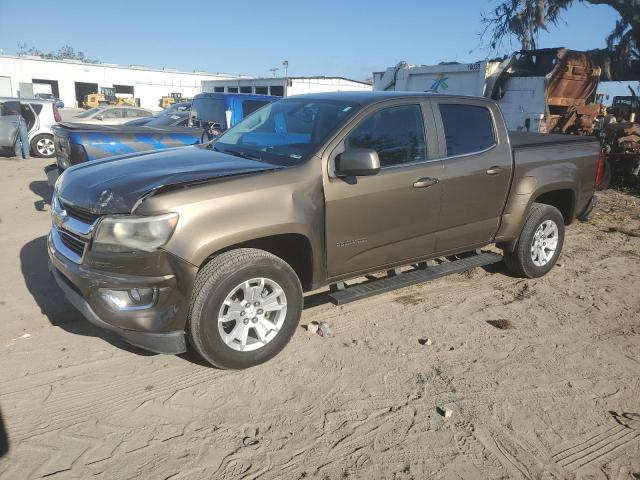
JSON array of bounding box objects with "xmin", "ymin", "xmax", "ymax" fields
[
  {"xmin": 161, "ymin": 102, "xmax": 190, "ymax": 116},
  {"xmin": 214, "ymin": 99, "xmax": 359, "ymax": 164},
  {"xmin": 38, "ymin": 93, "xmax": 54, "ymax": 100},
  {"xmin": 190, "ymin": 98, "xmax": 226, "ymax": 127},
  {"xmin": 76, "ymin": 107, "xmax": 102, "ymax": 118}
]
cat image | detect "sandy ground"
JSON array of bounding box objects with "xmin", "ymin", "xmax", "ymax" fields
[{"xmin": 0, "ymin": 155, "xmax": 638, "ymax": 480}]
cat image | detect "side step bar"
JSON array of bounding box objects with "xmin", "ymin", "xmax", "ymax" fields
[{"xmin": 327, "ymin": 252, "xmax": 503, "ymax": 305}]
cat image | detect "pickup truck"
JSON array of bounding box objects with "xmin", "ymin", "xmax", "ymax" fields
[
  {"xmin": 51, "ymin": 92, "xmax": 278, "ymax": 171},
  {"xmin": 48, "ymin": 92, "xmax": 602, "ymax": 369}
]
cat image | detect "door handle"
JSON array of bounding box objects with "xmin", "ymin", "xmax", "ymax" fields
[
  {"xmin": 413, "ymin": 177, "xmax": 438, "ymax": 188},
  {"xmin": 486, "ymin": 166, "xmax": 502, "ymax": 175}
]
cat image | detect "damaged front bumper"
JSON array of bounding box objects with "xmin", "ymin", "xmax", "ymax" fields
[{"xmin": 48, "ymin": 230, "xmax": 197, "ymax": 355}]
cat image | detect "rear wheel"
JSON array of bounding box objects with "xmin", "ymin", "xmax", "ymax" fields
[
  {"xmin": 502, "ymin": 203, "xmax": 565, "ymax": 278},
  {"xmin": 31, "ymin": 134, "xmax": 55, "ymax": 158},
  {"xmin": 188, "ymin": 248, "xmax": 303, "ymax": 369}
]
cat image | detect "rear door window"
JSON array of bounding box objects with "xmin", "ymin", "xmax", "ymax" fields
[
  {"xmin": 103, "ymin": 108, "xmax": 123, "ymax": 118},
  {"xmin": 242, "ymin": 100, "xmax": 271, "ymax": 117},
  {"xmin": 190, "ymin": 97, "xmax": 226, "ymax": 127},
  {"xmin": 0, "ymin": 101, "xmax": 20, "ymax": 116},
  {"xmin": 346, "ymin": 104, "xmax": 427, "ymax": 167},
  {"xmin": 438, "ymin": 104, "xmax": 495, "ymax": 157},
  {"xmin": 30, "ymin": 104, "xmax": 43, "ymax": 115}
]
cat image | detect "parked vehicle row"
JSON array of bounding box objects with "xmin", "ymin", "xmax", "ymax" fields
[
  {"xmin": 50, "ymin": 93, "xmax": 277, "ymax": 172},
  {"xmin": 49, "ymin": 91, "xmax": 601, "ymax": 369}
]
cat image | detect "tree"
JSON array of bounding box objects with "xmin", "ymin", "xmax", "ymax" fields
[
  {"xmin": 481, "ymin": 0, "xmax": 640, "ymax": 80},
  {"xmin": 17, "ymin": 43, "xmax": 98, "ymax": 64}
]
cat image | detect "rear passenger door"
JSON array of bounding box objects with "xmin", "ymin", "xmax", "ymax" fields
[{"xmin": 433, "ymin": 100, "xmax": 512, "ymax": 253}]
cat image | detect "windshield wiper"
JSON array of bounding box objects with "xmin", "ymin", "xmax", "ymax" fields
[{"xmin": 222, "ymin": 149, "xmax": 262, "ymax": 161}]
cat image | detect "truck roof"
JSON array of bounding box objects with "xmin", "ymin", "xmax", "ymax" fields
[{"xmin": 287, "ymin": 90, "xmax": 497, "ymax": 105}]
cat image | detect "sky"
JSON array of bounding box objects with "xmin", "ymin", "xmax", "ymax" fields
[{"xmin": 0, "ymin": 0, "xmax": 636, "ymax": 98}]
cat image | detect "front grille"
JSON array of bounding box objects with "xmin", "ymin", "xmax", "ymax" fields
[
  {"xmin": 62, "ymin": 202, "xmax": 101, "ymax": 224},
  {"xmin": 59, "ymin": 231, "xmax": 87, "ymax": 257}
]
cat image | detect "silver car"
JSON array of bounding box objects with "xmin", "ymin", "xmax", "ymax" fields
[
  {"xmin": 71, "ymin": 106, "xmax": 155, "ymax": 125},
  {"xmin": 0, "ymin": 97, "xmax": 61, "ymax": 158}
]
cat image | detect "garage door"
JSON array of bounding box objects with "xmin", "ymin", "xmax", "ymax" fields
[{"xmin": 0, "ymin": 77, "xmax": 12, "ymax": 97}]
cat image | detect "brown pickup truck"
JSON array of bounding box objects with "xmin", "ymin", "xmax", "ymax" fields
[{"xmin": 49, "ymin": 92, "xmax": 603, "ymax": 369}]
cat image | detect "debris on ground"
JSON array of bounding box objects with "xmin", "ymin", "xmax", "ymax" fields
[
  {"xmin": 436, "ymin": 406, "xmax": 453, "ymax": 418},
  {"xmin": 418, "ymin": 338, "xmax": 432, "ymax": 346},
  {"xmin": 317, "ymin": 321, "xmax": 334, "ymax": 338},
  {"xmin": 486, "ymin": 319, "xmax": 514, "ymax": 330},
  {"xmin": 306, "ymin": 322, "xmax": 319, "ymax": 334},
  {"xmin": 606, "ymin": 226, "xmax": 640, "ymax": 237}
]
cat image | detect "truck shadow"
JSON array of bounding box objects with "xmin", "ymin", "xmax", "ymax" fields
[
  {"xmin": 19, "ymin": 236, "xmax": 155, "ymax": 356},
  {"xmin": 0, "ymin": 407, "xmax": 7, "ymax": 459},
  {"xmin": 29, "ymin": 180, "xmax": 53, "ymax": 212}
]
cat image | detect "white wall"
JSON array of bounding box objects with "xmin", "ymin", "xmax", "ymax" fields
[
  {"xmin": 202, "ymin": 77, "xmax": 371, "ymax": 97},
  {"xmin": 287, "ymin": 78, "xmax": 371, "ymax": 96},
  {"xmin": 0, "ymin": 55, "xmax": 238, "ymax": 109}
]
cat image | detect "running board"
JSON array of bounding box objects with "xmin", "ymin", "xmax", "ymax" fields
[{"xmin": 327, "ymin": 252, "xmax": 503, "ymax": 305}]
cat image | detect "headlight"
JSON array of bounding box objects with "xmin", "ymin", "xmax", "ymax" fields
[{"xmin": 93, "ymin": 213, "xmax": 179, "ymax": 252}]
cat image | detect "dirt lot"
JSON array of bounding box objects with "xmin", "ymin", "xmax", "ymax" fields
[{"xmin": 0, "ymin": 156, "xmax": 638, "ymax": 480}]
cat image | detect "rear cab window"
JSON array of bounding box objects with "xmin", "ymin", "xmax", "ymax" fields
[
  {"xmin": 190, "ymin": 96, "xmax": 226, "ymax": 128},
  {"xmin": 438, "ymin": 104, "xmax": 496, "ymax": 157}
]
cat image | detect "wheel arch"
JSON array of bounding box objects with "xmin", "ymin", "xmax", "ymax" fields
[
  {"xmin": 532, "ymin": 188, "xmax": 576, "ymax": 225},
  {"xmin": 199, "ymin": 233, "xmax": 315, "ymax": 292}
]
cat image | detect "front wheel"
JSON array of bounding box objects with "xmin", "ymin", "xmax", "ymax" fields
[
  {"xmin": 188, "ymin": 248, "xmax": 303, "ymax": 369},
  {"xmin": 31, "ymin": 134, "xmax": 56, "ymax": 158},
  {"xmin": 502, "ymin": 203, "xmax": 565, "ymax": 278}
]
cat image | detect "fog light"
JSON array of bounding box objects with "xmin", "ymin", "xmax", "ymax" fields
[{"xmin": 99, "ymin": 288, "xmax": 157, "ymax": 311}]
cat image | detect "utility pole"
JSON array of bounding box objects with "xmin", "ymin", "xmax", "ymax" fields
[
  {"xmin": 282, "ymin": 60, "xmax": 289, "ymax": 77},
  {"xmin": 269, "ymin": 68, "xmax": 279, "ymax": 77}
]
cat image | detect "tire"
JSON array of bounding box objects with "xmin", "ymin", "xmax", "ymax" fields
[
  {"xmin": 30, "ymin": 134, "xmax": 56, "ymax": 158},
  {"xmin": 188, "ymin": 248, "xmax": 303, "ymax": 369},
  {"xmin": 502, "ymin": 203, "xmax": 565, "ymax": 278}
]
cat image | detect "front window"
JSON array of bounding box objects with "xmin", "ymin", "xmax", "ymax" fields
[
  {"xmin": 214, "ymin": 98, "xmax": 359, "ymax": 165},
  {"xmin": 346, "ymin": 104, "xmax": 427, "ymax": 167}
]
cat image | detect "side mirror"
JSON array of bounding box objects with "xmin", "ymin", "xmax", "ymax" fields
[{"xmin": 335, "ymin": 148, "xmax": 380, "ymax": 177}]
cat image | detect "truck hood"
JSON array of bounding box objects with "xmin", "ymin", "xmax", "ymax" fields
[{"xmin": 56, "ymin": 145, "xmax": 283, "ymax": 214}]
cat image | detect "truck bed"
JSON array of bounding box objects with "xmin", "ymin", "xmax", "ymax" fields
[{"xmin": 509, "ymin": 131, "xmax": 599, "ymax": 149}]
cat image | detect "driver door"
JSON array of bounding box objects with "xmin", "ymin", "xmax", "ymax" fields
[
  {"xmin": 0, "ymin": 100, "xmax": 20, "ymax": 147},
  {"xmin": 323, "ymin": 100, "xmax": 443, "ymax": 279}
]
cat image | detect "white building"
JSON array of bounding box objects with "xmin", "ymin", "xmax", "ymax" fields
[
  {"xmin": 0, "ymin": 54, "xmax": 240, "ymax": 110},
  {"xmin": 201, "ymin": 76, "xmax": 371, "ymax": 97}
]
